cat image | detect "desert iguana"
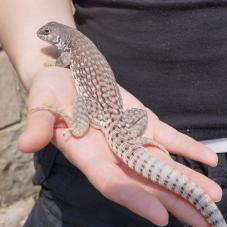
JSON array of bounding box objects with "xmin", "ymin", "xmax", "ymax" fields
[{"xmin": 32, "ymin": 22, "xmax": 226, "ymax": 227}]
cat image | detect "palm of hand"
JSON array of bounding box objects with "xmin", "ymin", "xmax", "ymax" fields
[{"xmin": 19, "ymin": 67, "xmax": 222, "ymax": 227}]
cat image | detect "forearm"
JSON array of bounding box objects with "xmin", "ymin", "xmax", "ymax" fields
[{"xmin": 0, "ymin": 0, "xmax": 75, "ymax": 90}]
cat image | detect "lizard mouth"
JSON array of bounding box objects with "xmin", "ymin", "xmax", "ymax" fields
[
  {"xmin": 37, "ymin": 34, "xmax": 46, "ymax": 41},
  {"xmin": 36, "ymin": 30, "xmax": 47, "ymax": 41},
  {"xmin": 36, "ymin": 30, "xmax": 45, "ymax": 40},
  {"xmin": 37, "ymin": 32, "xmax": 54, "ymax": 45},
  {"xmin": 36, "ymin": 28, "xmax": 57, "ymax": 45},
  {"xmin": 36, "ymin": 26, "xmax": 51, "ymax": 41}
]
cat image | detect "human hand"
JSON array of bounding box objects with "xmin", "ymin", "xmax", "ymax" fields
[{"xmin": 18, "ymin": 67, "xmax": 222, "ymax": 227}]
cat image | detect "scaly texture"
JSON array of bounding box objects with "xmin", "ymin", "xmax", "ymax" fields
[{"xmin": 33, "ymin": 22, "xmax": 226, "ymax": 227}]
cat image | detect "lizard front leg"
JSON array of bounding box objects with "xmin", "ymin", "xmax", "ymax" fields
[{"xmin": 44, "ymin": 51, "xmax": 71, "ymax": 67}]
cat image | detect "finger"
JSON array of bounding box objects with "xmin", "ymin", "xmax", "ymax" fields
[
  {"xmin": 122, "ymin": 161, "xmax": 216, "ymax": 226},
  {"xmin": 153, "ymin": 187, "xmax": 210, "ymax": 227},
  {"xmin": 147, "ymin": 148, "xmax": 222, "ymax": 202},
  {"xmin": 148, "ymin": 153, "xmax": 222, "ymax": 204},
  {"xmin": 100, "ymin": 175, "xmax": 169, "ymax": 227},
  {"xmin": 142, "ymin": 150, "xmax": 222, "ymax": 226},
  {"xmin": 53, "ymin": 127, "xmax": 168, "ymax": 226},
  {"xmin": 153, "ymin": 121, "xmax": 218, "ymax": 167},
  {"xmin": 55, "ymin": 121, "xmax": 222, "ymax": 203},
  {"xmin": 55, "ymin": 135, "xmax": 169, "ymax": 226},
  {"xmin": 174, "ymin": 159, "xmax": 222, "ymax": 202},
  {"xmin": 18, "ymin": 74, "xmax": 58, "ymax": 153},
  {"xmin": 119, "ymin": 86, "xmax": 217, "ymax": 166},
  {"xmin": 18, "ymin": 111, "xmax": 55, "ymax": 153},
  {"xmin": 53, "ymin": 127, "xmax": 221, "ymax": 226}
]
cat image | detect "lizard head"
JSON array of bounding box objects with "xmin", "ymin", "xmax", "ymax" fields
[{"xmin": 37, "ymin": 21, "xmax": 72, "ymax": 49}]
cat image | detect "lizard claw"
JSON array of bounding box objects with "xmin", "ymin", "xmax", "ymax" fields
[
  {"xmin": 134, "ymin": 136, "xmax": 170, "ymax": 156},
  {"xmin": 43, "ymin": 60, "xmax": 56, "ymax": 67}
]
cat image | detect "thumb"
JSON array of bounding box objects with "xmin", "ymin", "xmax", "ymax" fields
[
  {"xmin": 18, "ymin": 72, "xmax": 58, "ymax": 153},
  {"xmin": 18, "ymin": 111, "xmax": 55, "ymax": 153}
]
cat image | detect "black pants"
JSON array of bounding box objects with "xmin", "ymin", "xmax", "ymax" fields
[{"xmin": 24, "ymin": 144, "xmax": 227, "ymax": 227}]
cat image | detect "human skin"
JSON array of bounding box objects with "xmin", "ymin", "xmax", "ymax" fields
[{"xmin": 0, "ymin": 1, "xmax": 222, "ymax": 226}]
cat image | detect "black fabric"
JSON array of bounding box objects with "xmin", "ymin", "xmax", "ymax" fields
[
  {"xmin": 73, "ymin": 0, "xmax": 227, "ymax": 140},
  {"xmin": 24, "ymin": 191, "xmax": 188, "ymax": 227},
  {"xmin": 25, "ymin": 146, "xmax": 227, "ymax": 227}
]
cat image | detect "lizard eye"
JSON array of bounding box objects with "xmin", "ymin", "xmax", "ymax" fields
[{"xmin": 44, "ymin": 29, "xmax": 50, "ymax": 35}]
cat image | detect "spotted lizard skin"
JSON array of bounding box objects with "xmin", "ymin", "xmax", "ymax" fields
[{"xmin": 34, "ymin": 22, "xmax": 226, "ymax": 227}]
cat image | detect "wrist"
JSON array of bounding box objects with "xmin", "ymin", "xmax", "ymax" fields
[
  {"xmin": 16, "ymin": 45, "xmax": 58, "ymax": 90},
  {"xmin": 0, "ymin": 0, "xmax": 76, "ymax": 90}
]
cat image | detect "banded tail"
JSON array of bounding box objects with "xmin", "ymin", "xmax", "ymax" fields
[{"xmin": 118, "ymin": 147, "xmax": 226, "ymax": 227}]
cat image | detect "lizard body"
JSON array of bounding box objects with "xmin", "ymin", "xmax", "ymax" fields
[{"xmin": 33, "ymin": 22, "xmax": 227, "ymax": 227}]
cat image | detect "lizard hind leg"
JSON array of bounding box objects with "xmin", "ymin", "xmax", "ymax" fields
[
  {"xmin": 49, "ymin": 95, "xmax": 91, "ymax": 137},
  {"xmin": 120, "ymin": 108, "xmax": 169, "ymax": 155},
  {"xmin": 30, "ymin": 96, "xmax": 90, "ymax": 138},
  {"xmin": 79, "ymin": 96, "xmax": 106, "ymax": 130},
  {"xmin": 121, "ymin": 108, "xmax": 148, "ymax": 137},
  {"xmin": 70, "ymin": 95, "xmax": 91, "ymax": 137}
]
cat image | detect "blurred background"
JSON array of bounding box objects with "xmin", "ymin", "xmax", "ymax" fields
[{"xmin": 0, "ymin": 43, "xmax": 40, "ymax": 227}]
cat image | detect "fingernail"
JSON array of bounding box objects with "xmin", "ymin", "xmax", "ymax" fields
[{"xmin": 156, "ymin": 222, "xmax": 168, "ymax": 226}]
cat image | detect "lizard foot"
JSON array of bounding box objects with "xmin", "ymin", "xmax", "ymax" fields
[
  {"xmin": 30, "ymin": 104, "xmax": 89, "ymax": 138},
  {"xmin": 62, "ymin": 126, "xmax": 88, "ymax": 138},
  {"xmin": 135, "ymin": 137, "xmax": 170, "ymax": 156},
  {"xmin": 43, "ymin": 60, "xmax": 56, "ymax": 67},
  {"xmin": 30, "ymin": 104, "xmax": 73, "ymax": 128},
  {"xmin": 30, "ymin": 104, "xmax": 69, "ymax": 118},
  {"xmin": 151, "ymin": 140, "xmax": 170, "ymax": 156}
]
